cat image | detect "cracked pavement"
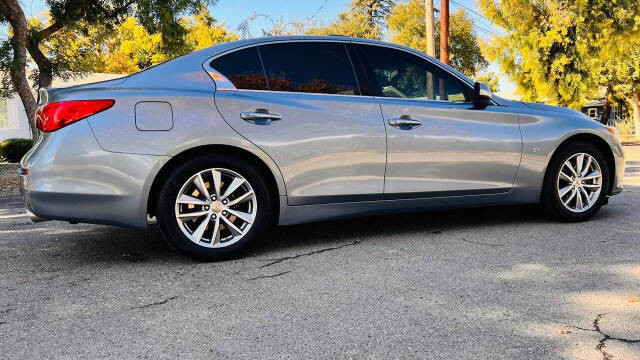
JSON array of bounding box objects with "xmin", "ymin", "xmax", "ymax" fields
[{"xmin": 1, "ymin": 145, "xmax": 639, "ymax": 359}]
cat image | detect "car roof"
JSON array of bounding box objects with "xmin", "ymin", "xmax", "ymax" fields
[
  {"xmin": 190, "ymin": 36, "xmax": 473, "ymax": 85},
  {"xmin": 127, "ymin": 36, "xmax": 474, "ymax": 89}
]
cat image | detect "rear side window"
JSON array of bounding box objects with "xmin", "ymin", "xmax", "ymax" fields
[
  {"xmin": 259, "ymin": 42, "xmax": 359, "ymax": 95},
  {"xmin": 209, "ymin": 47, "xmax": 268, "ymax": 90},
  {"xmin": 355, "ymin": 44, "xmax": 469, "ymax": 101}
]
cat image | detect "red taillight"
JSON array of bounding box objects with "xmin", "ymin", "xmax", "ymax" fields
[{"xmin": 35, "ymin": 99, "xmax": 115, "ymax": 132}]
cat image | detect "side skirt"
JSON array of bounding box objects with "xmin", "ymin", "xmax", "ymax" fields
[{"xmin": 277, "ymin": 188, "xmax": 541, "ymax": 226}]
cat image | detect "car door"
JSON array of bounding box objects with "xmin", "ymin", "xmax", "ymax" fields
[
  {"xmin": 212, "ymin": 42, "xmax": 387, "ymax": 205},
  {"xmin": 353, "ymin": 43, "xmax": 522, "ymax": 195}
]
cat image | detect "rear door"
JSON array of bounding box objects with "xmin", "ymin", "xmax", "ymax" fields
[
  {"xmin": 212, "ymin": 41, "xmax": 387, "ymax": 205},
  {"xmin": 353, "ymin": 44, "xmax": 522, "ymax": 196}
]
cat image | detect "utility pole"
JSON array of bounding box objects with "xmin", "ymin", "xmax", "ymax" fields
[
  {"xmin": 440, "ymin": 0, "xmax": 450, "ymax": 64},
  {"xmin": 425, "ymin": 0, "xmax": 435, "ymax": 57},
  {"xmin": 425, "ymin": 0, "xmax": 436, "ymax": 99}
]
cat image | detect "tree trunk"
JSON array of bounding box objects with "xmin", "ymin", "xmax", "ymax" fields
[
  {"xmin": 0, "ymin": 0, "xmax": 39, "ymax": 138},
  {"xmin": 633, "ymin": 92, "xmax": 640, "ymax": 139},
  {"xmin": 600, "ymin": 84, "xmax": 613, "ymax": 125}
]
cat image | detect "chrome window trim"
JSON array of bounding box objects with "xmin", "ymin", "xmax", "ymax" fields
[{"xmin": 202, "ymin": 38, "xmax": 498, "ymax": 105}]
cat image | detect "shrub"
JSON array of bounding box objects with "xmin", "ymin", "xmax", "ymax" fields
[
  {"xmin": 0, "ymin": 138, "xmax": 34, "ymax": 163},
  {"xmin": 613, "ymin": 117, "xmax": 636, "ymax": 137}
]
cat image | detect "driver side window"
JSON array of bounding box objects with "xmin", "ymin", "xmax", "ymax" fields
[{"xmin": 355, "ymin": 44, "xmax": 469, "ymax": 102}]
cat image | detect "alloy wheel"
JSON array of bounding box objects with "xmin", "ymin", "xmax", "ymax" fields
[
  {"xmin": 174, "ymin": 168, "xmax": 257, "ymax": 248},
  {"xmin": 556, "ymin": 153, "xmax": 602, "ymax": 213}
]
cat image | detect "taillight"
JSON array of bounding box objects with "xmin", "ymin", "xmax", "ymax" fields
[{"xmin": 35, "ymin": 99, "xmax": 115, "ymax": 132}]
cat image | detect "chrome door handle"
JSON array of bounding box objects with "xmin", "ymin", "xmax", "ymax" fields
[
  {"xmin": 240, "ymin": 110, "xmax": 282, "ymax": 125},
  {"xmin": 388, "ymin": 116, "xmax": 422, "ymax": 129}
]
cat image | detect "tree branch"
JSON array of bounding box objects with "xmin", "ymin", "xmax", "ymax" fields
[{"xmin": 37, "ymin": 21, "xmax": 64, "ymax": 41}]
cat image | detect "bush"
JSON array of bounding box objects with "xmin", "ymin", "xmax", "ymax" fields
[
  {"xmin": 613, "ymin": 117, "xmax": 636, "ymax": 137},
  {"xmin": 0, "ymin": 138, "xmax": 34, "ymax": 163}
]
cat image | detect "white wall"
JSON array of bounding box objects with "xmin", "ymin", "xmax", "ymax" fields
[{"xmin": 0, "ymin": 96, "xmax": 32, "ymax": 141}]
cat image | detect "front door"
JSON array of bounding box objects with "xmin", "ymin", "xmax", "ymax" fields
[
  {"xmin": 212, "ymin": 42, "xmax": 387, "ymax": 205},
  {"xmin": 354, "ymin": 44, "xmax": 522, "ymax": 195}
]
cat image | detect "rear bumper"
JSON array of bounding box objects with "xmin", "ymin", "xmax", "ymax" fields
[{"xmin": 19, "ymin": 121, "xmax": 167, "ymax": 228}]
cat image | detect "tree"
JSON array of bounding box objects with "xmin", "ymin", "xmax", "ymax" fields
[
  {"xmin": 305, "ymin": 11, "xmax": 380, "ymax": 38},
  {"xmin": 477, "ymin": 0, "xmax": 640, "ymax": 110},
  {"xmin": 182, "ymin": 5, "xmax": 238, "ymax": 50},
  {"xmin": 305, "ymin": 0, "xmax": 395, "ymax": 39},
  {"xmin": 476, "ymin": 72, "xmax": 500, "ymax": 92},
  {"xmin": 0, "ymin": 0, "xmax": 214, "ymax": 137},
  {"xmin": 350, "ymin": 0, "xmax": 396, "ymax": 30},
  {"xmin": 387, "ymin": 1, "xmax": 488, "ymax": 77},
  {"xmin": 599, "ymin": 39, "xmax": 640, "ymax": 135},
  {"xmin": 41, "ymin": 5, "xmax": 237, "ymax": 75}
]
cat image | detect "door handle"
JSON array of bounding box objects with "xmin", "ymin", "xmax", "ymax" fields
[
  {"xmin": 240, "ymin": 109, "xmax": 282, "ymax": 125},
  {"xmin": 388, "ymin": 116, "xmax": 422, "ymax": 129}
]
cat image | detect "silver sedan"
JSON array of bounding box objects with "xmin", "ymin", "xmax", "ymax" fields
[{"xmin": 19, "ymin": 36, "xmax": 625, "ymax": 260}]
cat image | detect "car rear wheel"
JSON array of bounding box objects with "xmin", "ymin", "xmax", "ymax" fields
[
  {"xmin": 542, "ymin": 141, "xmax": 609, "ymax": 222},
  {"xmin": 156, "ymin": 154, "xmax": 272, "ymax": 261}
]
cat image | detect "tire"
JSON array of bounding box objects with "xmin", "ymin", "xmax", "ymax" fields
[
  {"xmin": 542, "ymin": 141, "xmax": 610, "ymax": 222},
  {"xmin": 156, "ymin": 153, "xmax": 272, "ymax": 261}
]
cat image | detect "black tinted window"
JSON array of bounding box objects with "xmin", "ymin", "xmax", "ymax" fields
[
  {"xmin": 259, "ymin": 42, "xmax": 359, "ymax": 95},
  {"xmin": 356, "ymin": 45, "xmax": 468, "ymax": 101},
  {"xmin": 209, "ymin": 47, "xmax": 268, "ymax": 90}
]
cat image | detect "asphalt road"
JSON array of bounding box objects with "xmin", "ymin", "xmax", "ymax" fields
[{"xmin": 1, "ymin": 146, "xmax": 639, "ymax": 359}]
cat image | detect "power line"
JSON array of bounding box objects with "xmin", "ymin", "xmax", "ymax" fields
[
  {"xmin": 450, "ymin": 0, "xmax": 491, "ymax": 22},
  {"xmin": 237, "ymin": 0, "xmax": 329, "ymax": 38},
  {"xmin": 447, "ymin": 0, "xmax": 503, "ymax": 37},
  {"xmin": 472, "ymin": 23, "xmax": 501, "ymax": 37},
  {"xmin": 305, "ymin": 0, "xmax": 330, "ymax": 24}
]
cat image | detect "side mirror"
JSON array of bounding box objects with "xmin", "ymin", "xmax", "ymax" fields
[{"xmin": 473, "ymin": 82, "xmax": 492, "ymax": 109}]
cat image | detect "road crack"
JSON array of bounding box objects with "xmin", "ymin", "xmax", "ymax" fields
[
  {"xmin": 129, "ymin": 296, "xmax": 177, "ymax": 310},
  {"xmin": 246, "ymin": 271, "xmax": 291, "ymax": 281},
  {"xmin": 461, "ymin": 238, "xmax": 505, "ymax": 247},
  {"xmin": 259, "ymin": 241, "xmax": 359, "ymax": 268},
  {"xmin": 571, "ymin": 313, "xmax": 640, "ymax": 360}
]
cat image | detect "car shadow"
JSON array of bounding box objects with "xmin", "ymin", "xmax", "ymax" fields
[
  {"xmin": 9, "ymin": 200, "xmax": 621, "ymax": 266},
  {"xmin": 59, "ymin": 204, "xmax": 553, "ymax": 262}
]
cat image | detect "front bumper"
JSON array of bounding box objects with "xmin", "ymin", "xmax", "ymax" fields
[
  {"xmin": 610, "ymin": 140, "xmax": 625, "ymax": 195},
  {"xmin": 19, "ymin": 121, "xmax": 166, "ymax": 228}
]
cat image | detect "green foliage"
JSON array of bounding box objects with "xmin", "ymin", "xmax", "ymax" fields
[
  {"xmin": 475, "ymin": 72, "xmax": 500, "ymax": 92},
  {"xmin": 306, "ymin": 11, "xmax": 381, "ymax": 38},
  {"xmin": 305, "ymin": 0, "xmax": 395, "ymax": 39},
  {"xmin": 27, "ymin": 5, "xmax": 238, "ymax": 75},
  {"xmin": 478, "ymin": 0, "xmax": 640, "ymax": 109},
  {"xmin": 0, "ymin": 0, "xmax": 217, "ymax": 93},
  {"xmin": 0, "ymin": 39, "xmax": 15, "ymax": 99},
  {"xmin": 45, "ymin": 0, "xmax": 215, "ymax": 56},
  {"xmin": 0, "ymin": 138, "xmax": 33, "ymax": 163},
  {"xmin": 387, "ymin": 1, "xmax": 488, "ymax": 77},
  {"xmin": 613, "ymin": 116, "xmax": 635, "ymax": 137}
]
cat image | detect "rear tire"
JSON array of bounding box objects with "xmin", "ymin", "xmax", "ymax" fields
[
  {"xmin": 156, "ymin": 154, "xmax": 272, "ymax": 261},
  {"xmin": 542, "ymin": 141, "xmax": 609, "ymax": 222}
]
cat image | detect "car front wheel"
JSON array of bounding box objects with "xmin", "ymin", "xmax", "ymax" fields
[{"xmin": 542, "ymin": 141, "xmax": 610, "ymax": 222}]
